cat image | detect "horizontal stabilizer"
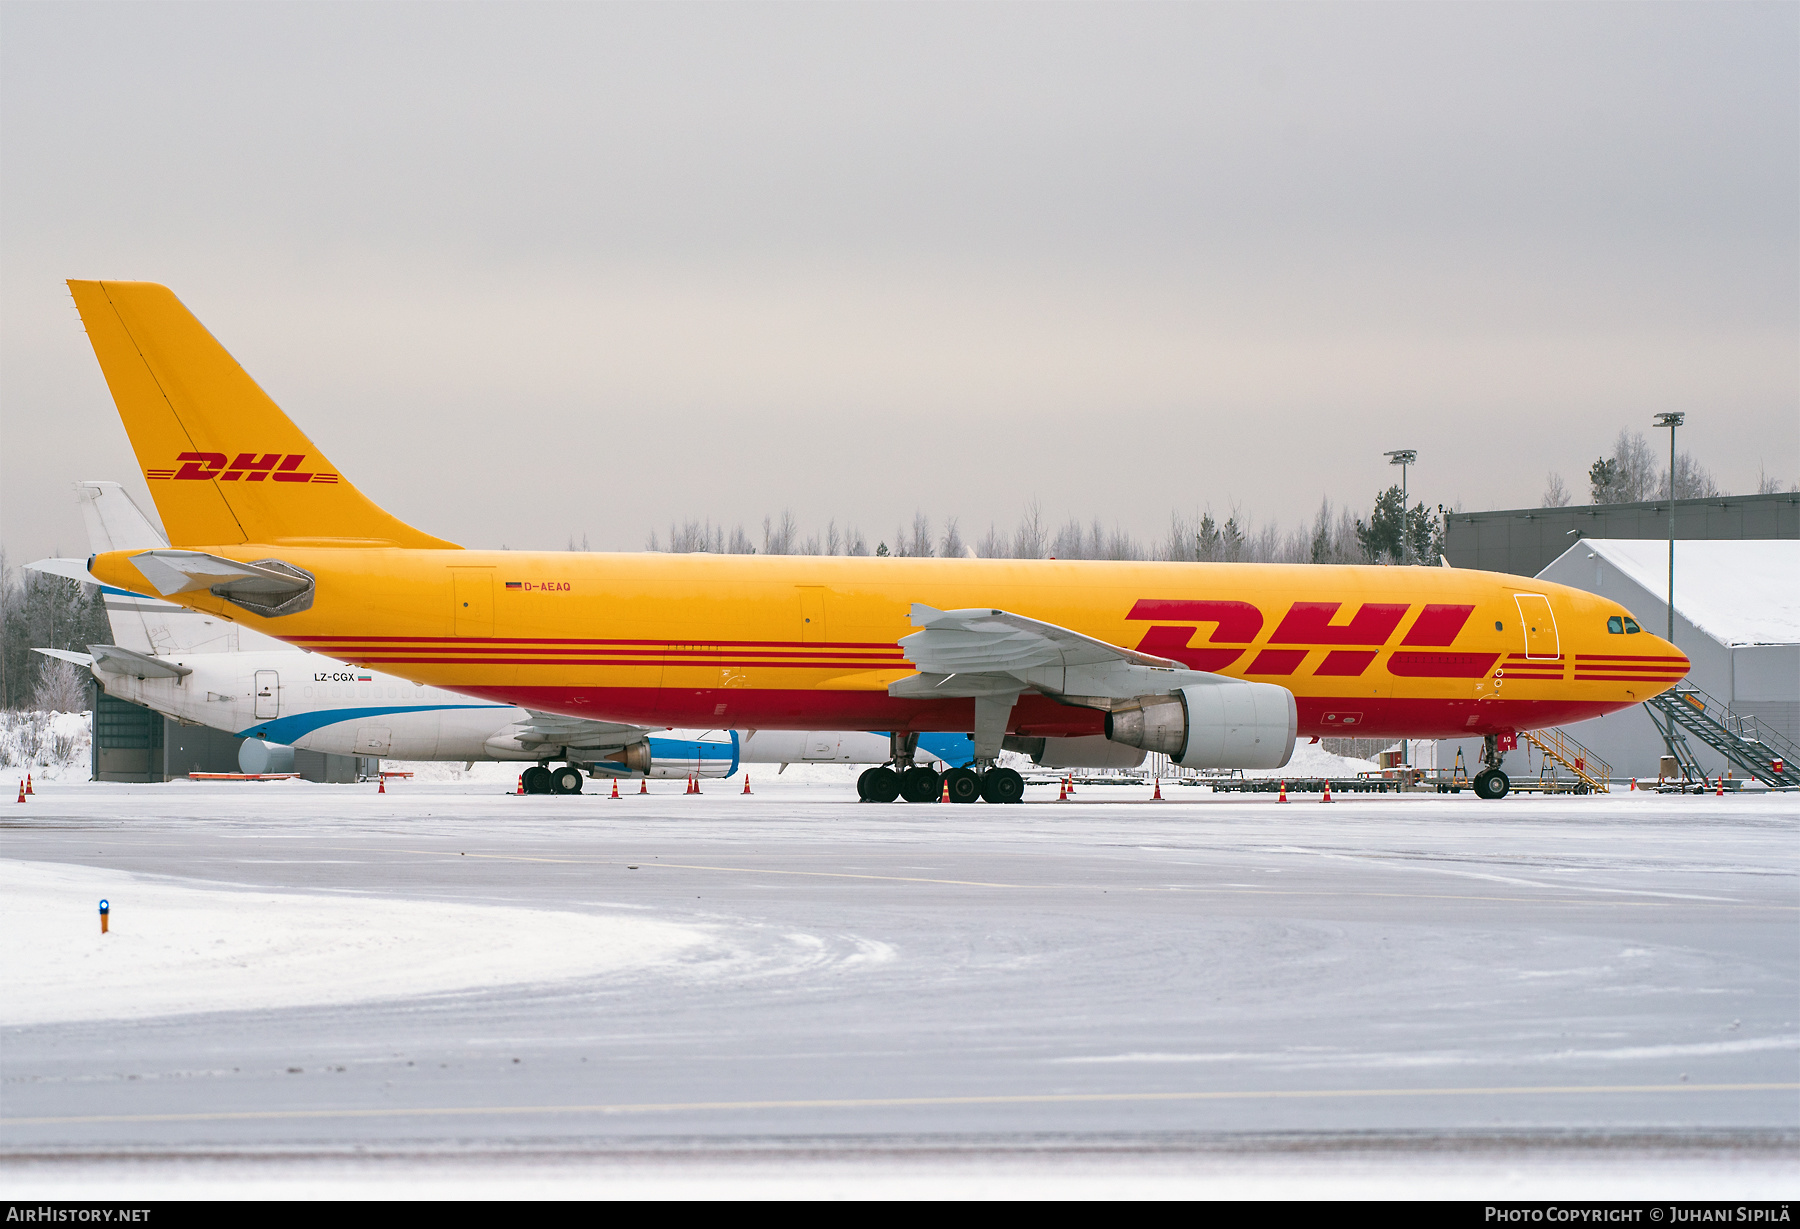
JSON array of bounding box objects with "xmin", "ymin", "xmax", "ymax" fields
[
  {"xmin": 25, "ymin": 557, "xmax": 103, "ymax": 586},
  {"xmin": 129, "ymin": 549, "xmax": 315, "ymax": 618},
  {"xmin": 31, "ymin": 647, "xmax": 96, "ymax": 669},
  {"xmin": 89, "ymin": 644, "xmax": 192, "ymax": 679}
]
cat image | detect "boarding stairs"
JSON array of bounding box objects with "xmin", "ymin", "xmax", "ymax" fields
[
  {"xmin": 1519, "ymin": 726, "xmax": 1610, "ymax": 793},
  {"xmin": 1644, "ymin": 683, "xmax": 1800, "ymax": 790}
]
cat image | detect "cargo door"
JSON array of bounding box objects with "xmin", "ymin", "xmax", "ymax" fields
[
  {"xmin": 452, "ymin": 569, "xmax": 494, "ymax": 637},
  {"xmin": 1513, "ymin": 593, "xmax": 1560, "ymax": 660},
  {"xmin": 253, "ymin": 670, "xmax": 279, "ymax": 719},
  {"xmin": 798, "ymin": 587, "xmax": 827, "ymax": 644},
  {"xmin": 802, "ymin": 733, "xmax": 839, "ymax": 760}
]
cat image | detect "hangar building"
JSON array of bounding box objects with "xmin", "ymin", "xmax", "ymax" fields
[{"xmin": 1438, "ymin": 538, "xmax": 1800, "ymax": 782}]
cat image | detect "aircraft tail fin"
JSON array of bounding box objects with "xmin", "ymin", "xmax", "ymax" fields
[
  {"xmin": 76, "ymin": 481, "xmax": 166, "ymax": 553},
  {"xmin": 66, "ymin": 281, "xmax": 458, "ymax": 550}
]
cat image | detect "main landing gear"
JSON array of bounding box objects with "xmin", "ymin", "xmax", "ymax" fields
[
  {"xmin": 520, "ymin": 763, "xmax": 585, "ymax": 795},
  {"xmin": 856, "ymin": 732, "xmax": 1023, "ymax": 803},
  {"xmin": 854, "ymin": 764, "xmax": 1023, "ymax": 803},
  {"xmin": 1472, "ymin": 734, "xmax": 1511, "ymax": 800}
]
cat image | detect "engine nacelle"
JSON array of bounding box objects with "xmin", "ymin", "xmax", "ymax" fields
[
  {"xmin": 595, "ymin": 741, "xmax": 653, "ymax": 776},
  {"xmin": 238, "ymin": 738, "xmax": 296, "ymax": 775},
  {"xmin": 1105, "ymin": 681, "xmax": 1297, "ymax": 769},
  {"xmin": 1003, "ymin": 735, "xmax": 1147, "ymax": 770}
]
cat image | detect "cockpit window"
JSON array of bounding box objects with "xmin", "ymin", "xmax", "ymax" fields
[
  {"xmin": 1607, "ymin": 616, "xmax": 1624, "ymax": 634},
  {"xmin": 1623, "ymin": 617, "xmax": 1641, "ymax": 634}
]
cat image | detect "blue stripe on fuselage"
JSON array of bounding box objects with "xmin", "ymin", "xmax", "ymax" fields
[{"xmin": 236, "ymin": 704, "xmax": 510, "ymax": 744}]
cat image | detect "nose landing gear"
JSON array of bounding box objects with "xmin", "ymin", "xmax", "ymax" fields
[{"xmin": 1473, "ymin": 734, "xmax": 1512, "ymax": 799}]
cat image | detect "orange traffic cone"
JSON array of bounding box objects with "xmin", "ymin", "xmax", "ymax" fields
[
  {"xmin": 639, "ymin": 778, "xmax": 648, "ymax": 795},
  {"xmin": 1321, "ymin": 780, "xmax": 1333, "ymax": 803},
  {"xmin": 1629, "ymin": 777, "xmax": 1636, "ymax": 791},
  {"xmin": 1058, "ymin": 779, "xmax": 1068, "ymax": 801},
  {"xmin": 1151, "ymin": 777, "xmax": 1163, "ymax": 801},
  {"xmin": 1716, "ymin": 777, "xmax": 1724, "ymax": 796},
  {"xmin": 1277, "ymin": 780, "xmax": 1288, "ymax": 803},
  {"xmin": 516, "ymin": 774, "xmax": 525, "ymax": 795},
  {"xmin": 941, "ymin": 778, "xmax": 949, "ymax": 803},
  {"xmin": 377, "ymin": 777, "xmax": 386, "ymax": 794},
  {"xmin": 1065, "ymin": 775, "xmax": 1074, "ymax": 795},
  {"xmin": 742, "ymin": 775, "xmax": 752, "ymax": 795},
  {"xmin": 15, "ymin": 780, "xmax": 25, "ymax": 804},
  {"xmin": 24, "ymin": 773, "xmax": 33, "ymax": 795},
  {"xmin": 611, "ymin": 778, "xmax": 621, "ymax": 799}
]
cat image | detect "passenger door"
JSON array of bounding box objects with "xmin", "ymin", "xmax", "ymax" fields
[
  {"xmin": 1513, "ymin": 594, "xmax": 1560, "ymax": 660},
  {"xmin": 253, "ymin": 670, "xmax": 279, "ymax": 720}
]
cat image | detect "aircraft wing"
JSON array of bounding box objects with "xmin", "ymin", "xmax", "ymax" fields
[
  {"xmin": 892, "ymin": 603, "xmax": 1224, "ymax": 706},
  {"xmin": 900, "ymin": 604, "xmax": 1183, "ymax": 673},
  {"xmin": 510, "ymin": 711, "xmax": 655, "ymax": 752}
]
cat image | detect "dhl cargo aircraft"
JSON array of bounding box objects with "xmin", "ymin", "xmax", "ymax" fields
[{"xmin": 71, "ymin": 280, "xmax": 1689, "ymax": 803}]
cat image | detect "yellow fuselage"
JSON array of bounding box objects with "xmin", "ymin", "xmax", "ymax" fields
[{"xmin": 89, "ymin": 547, "xmax": 1688, "ymax": 740}]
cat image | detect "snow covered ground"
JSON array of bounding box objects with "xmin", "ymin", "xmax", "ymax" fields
[
  {"xmin": 0, "ymin": 860, "xmax": 714, "ymax": 1026},
  {"xmin": 2, "ymin": 777, "xmax": 1793, "ymax": 1198}
]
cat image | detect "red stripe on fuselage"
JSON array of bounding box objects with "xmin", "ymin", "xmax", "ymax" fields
[
  {"xmin": 445, "ymin": 685, "xmax": 1642, "ymax": 740},
  {"xmin": 289, "ymin": 635, "xmax": 907, "ymax": 649}
]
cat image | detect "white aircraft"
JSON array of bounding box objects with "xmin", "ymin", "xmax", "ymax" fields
[{"xmin": 31, "ymin": 483, "xmax": 970, "ymax": 791}]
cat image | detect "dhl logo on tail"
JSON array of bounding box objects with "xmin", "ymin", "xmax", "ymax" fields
[{"xmin": 146, "ymin": 452, "xmax": 340, "ymax": 484}]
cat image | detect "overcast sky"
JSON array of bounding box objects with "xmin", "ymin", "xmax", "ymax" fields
[{"xmin": 3, "ymin": 2, "xmax": 1795, "ymax": 560}]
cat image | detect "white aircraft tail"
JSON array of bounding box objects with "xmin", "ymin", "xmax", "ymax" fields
[{"xmin": 73, "ymin": 481, "xmax": 287, "ymax": 656}]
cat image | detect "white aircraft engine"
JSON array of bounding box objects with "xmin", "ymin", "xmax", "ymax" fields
[{"xmin": 1104, "ymin": 682, "xmax": 1297, "ymax": 770}]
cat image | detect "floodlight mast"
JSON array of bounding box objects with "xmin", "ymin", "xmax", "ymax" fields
[
  {"xmin": 1383, "ymin": 448, "xmax": 1417, "ymax": 773},
  {"xmin": 1652, "ymin": 413, "xmax": 1684, "ymax": 644}
]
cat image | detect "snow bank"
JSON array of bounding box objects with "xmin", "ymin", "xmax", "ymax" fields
[
  {"xmin": 0, "ymin": 709, "xmax": 91, "ymax": 779},
  {"xmin": 0, "ymin": 860, "xmax": 714, "ymax": 1025},
  {"xmin": 1241, "ymin": 741, "xmax": 1378, "ymax": 779}
]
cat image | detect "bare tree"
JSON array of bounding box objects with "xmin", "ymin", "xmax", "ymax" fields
[
  {"xmin": 31, "ymin": 659, "xmax": 86, "ymax": 713},
  {"xmin": 1542, "ymin": 472, "xmax": 1572, "ymax": 507},
  {"xmin": 1669, "ymin": 452, "xmax": 1720, "ymax": 499},
  {"xmin": 940, "ymin": 517, "xmax": 966, "ymax": 559},
  {"xmin": 894, "ymin": 512, "xmax": 933, "ymax": 558},
  {"xmin": 762, "ymin": 510, "xmax": 798, "ymax": 555},
  {"xmin": 1012, "ymin": 501, "xmax": 1047, "ymax": 560},
  {"xmin": 976, "ymin": 523, "xmax": 1009, "ymax": 558}
]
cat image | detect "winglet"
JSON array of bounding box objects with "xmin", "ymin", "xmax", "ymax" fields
[{"xmin": 67, "ymin": 281, "xmax": 458, "ymax": 550}]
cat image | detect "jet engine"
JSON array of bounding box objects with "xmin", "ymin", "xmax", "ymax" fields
[{"xmin": 1104, "ymin": 681, "xmax": 1297, "ymax": 769}]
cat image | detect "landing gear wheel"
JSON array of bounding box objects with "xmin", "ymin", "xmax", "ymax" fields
[
  {"xmin": 1473, "ymin": 769, "xmax": 1510, "ymax": 800},
  {"xmin": 944, "ymin": 767, "xmax": 981, "ymax": 804},
  {"xmin": 522, "ymin": 765, "xmax": 553, "ymax": 795},
  {"xmin": 980, "ymin": 766, "xmax": 1025, "ymax": 804},
  {"xmin": 899, "ymin": 766, "xmax": 942, "ymax": 803},
  {"xmin": 550, "ymin": 764, "xmax": 585, "ymax": 795},
  {"xmin": 861, "ymin": 766, "xmax": 901, "ymax": 803},
  {"xmin": 856, "ymin": 768, "xmax": 874, "ymax": 801}
]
